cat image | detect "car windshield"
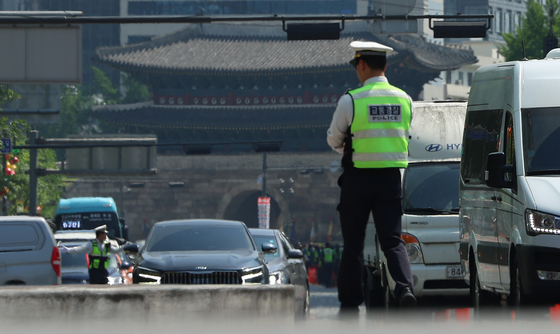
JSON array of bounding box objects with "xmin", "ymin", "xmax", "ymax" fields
[
  {"xmin": 252, "ymin": 235, "xmax": 280, "ymax": 259},
  {"xmin": 522, "ymin": 107, "xmax": 560, "ymax": 175},
  {"xmin": 146, "ymin": 224, "xmax": 254, "ymax": 252},
  {"xmin": 403, "ymin": 162, "xmax": 460, "ymax": 213}
]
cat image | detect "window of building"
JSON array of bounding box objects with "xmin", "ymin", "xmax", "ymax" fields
[
  {"xmin": 446, "ymin": 70, "xmax": 452, "ymax": 84},
  {"xmin": 488, "ymin": 7, "xmax": 494, "ymax": 34},
  {"xmin": 505, "ymin": 10, "xmax": 512, "ymax": 33},
  {"xmin": 514, "ymin": 12, "xmax": 522, "ymax": 30},
  {"xmin": 468, "ymin": 73, "xmax": 473, "ymax": 86},
  {"xmin": 496, "ymin": 8, "xmax": 503, "ymax": 33},
  {"xmin": 458, "ymin": 72, "xmax": 464, "ymax": 85}
]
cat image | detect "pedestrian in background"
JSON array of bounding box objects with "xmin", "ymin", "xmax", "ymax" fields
[{"xmin": 327, "ymin": 41, "xmax": 416, "ymax": 313}]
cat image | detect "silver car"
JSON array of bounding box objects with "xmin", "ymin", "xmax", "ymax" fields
[{"xmin": 0, "ymin": 216, "xmax": 61, "ymax": 285}]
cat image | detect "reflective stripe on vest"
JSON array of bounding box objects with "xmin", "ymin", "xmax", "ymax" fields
[
  {"xmin": 90, "ymin": 240, "xmax": 110, "ymax": 270},
  {"xmin": 323, "ymin": 248, "xmax": 333, "ymax": 263},
  {"xmin": 348, "ymin": 82, "xmax": 411, "ymax": 168}
]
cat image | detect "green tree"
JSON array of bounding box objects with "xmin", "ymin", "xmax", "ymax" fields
[
  {"xmin": 499, "ymin": 0, "xmax": 560, "ymax": 61},
  {"xmin": 1, "ymin": 87, "xmax": 65, "ymax": 218},
  {"xmin": 5, "ymin": 148, "xmax": 64, "ymax": 218}
]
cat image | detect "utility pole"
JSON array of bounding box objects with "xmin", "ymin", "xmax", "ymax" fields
[
  {"xmin": 28, "ymin": 130, "xmax": 38, "ymax": 215},
  {"xmin": 261, "ymin": 152, "xmax": 267, "ymax": 197}
]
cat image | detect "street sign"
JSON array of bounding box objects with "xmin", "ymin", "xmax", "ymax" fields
[{"xmin": 0, "ymin": 138, "xmax": 12, "ymax": 154}]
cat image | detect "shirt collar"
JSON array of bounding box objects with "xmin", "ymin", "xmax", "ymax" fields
[{"xmin": 363, "ymin": 76, "xmax": 388, "ymax": 85}]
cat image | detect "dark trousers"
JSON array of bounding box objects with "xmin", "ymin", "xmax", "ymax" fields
[
  {"xmin": 336, "ymin": 167, "xmax": 413, "ymax": 307},
  {"xmin": 89, "ymin": 268, "xmax": 109, "ymax": 284}
]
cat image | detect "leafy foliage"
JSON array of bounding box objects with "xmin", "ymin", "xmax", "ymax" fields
[{"xmin": 499, "ymin": 0, "xmax": 560, "ymax": 61}]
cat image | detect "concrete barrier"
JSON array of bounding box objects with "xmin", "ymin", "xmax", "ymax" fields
[{"xmin": 0, "ymin": 284, "xmax": 295, "ymax": 322}]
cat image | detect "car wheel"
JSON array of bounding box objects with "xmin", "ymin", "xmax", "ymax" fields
[
  {"xmin": 508, "ymin": 256, "xmax": 530, "ymax": 307},
  {"xmin": 381, "ymin": 265, "xmax": 395, "ymax": 308},
  {"xmin": 303, "ymin": 284, "xmax": 310, "ymax": 315},
  {"xmin": 470, "ymin": 253, "xmax": 495, "ymax": 309},
  {"xmin": 364, "ymin": 267, "xmax": 384, "ymax": 309}
]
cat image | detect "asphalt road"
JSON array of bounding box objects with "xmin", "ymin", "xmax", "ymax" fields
[{"xmin": 307, "ymin": 283, "xmax": 560, "ymax": 327}]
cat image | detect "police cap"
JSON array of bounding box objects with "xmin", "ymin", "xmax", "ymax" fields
[
  {"xmin": 348, "ymin": 41, "xmax": 393, "ymax": 66},
  {"xmin": 94, "ymin": 225, "xmax": 108, "ymax": 234}
]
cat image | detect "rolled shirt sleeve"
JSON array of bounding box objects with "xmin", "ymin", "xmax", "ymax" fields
[{"xmin": 327, "ymin": 94, "xmax": 354, "ymax": 154}]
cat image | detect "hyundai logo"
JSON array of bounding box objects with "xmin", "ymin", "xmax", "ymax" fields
[
  {"xmin": 425, "ymin": 144, "xmax": 443, "ymax": 152},
  {"xmin": 195, "ymin": 266, "xmax": 207, "ymax": 270}
]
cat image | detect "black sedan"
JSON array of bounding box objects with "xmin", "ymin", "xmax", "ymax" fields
[
  {"xmin": 249, "ymin": 228, "xmax": 310, "ymax": 316},
  {"xmin": 130, "ymin": 219, "xmax": 275, "ymax": 285}
]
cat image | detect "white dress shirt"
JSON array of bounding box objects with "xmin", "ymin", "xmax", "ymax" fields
[
  {"xmin": 326, "ymin": 76, "xmax": 413, "ymax": 154},
  {"xmin": 67, "ymin": 238, "xmax": 120, "ymax": 254}
]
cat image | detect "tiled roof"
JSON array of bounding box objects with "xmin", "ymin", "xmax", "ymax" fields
[
  {"xmin": 91, "ymin": 102, "xmax": 334, "ymax": 130},
  {"xmin": 95, "ymin": 23, "xmax": 477, "ymax": 73}
]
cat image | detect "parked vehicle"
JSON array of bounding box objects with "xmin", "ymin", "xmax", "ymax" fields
[
  {"xmin": 460, "ymin": 48, "xmax": 560, "ymax": 307},
  {"xmin": 363, "ymin": 101, "xmax": 468, "ymax": 307},
  {"xmin": 249, "ymin": 228, "xmax": 310, "ymax": 315},
  {"xmin": 130, "ymin": 219, "xmax": 274, "ymax": 285},
  {"xmin": 0, "ymin": 216, "xmax": 61, "ymax": 285},
  {"xmin": 54, "ymin": 197, "xmax": 129, "ymax": 240}
]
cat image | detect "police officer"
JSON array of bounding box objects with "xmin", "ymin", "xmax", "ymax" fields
[
  {"xmin": 59, "ymin": 225, "xmax": 121, "ymax": 284},
  {"xmin": 321, "ymin": 242, "xmax": 335, "ymax": 288},
  {"xmin": 327, "ymin": 41, "xmax": 416, "ymax": 312}
]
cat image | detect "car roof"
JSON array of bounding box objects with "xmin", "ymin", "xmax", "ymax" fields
[
  {"xmin": 248, "ymin": 228, "xmax": 278, "ymax": 236},
  {"xmin": 0, "ymin": 215, "xmax": 47, "ymax": 223},
  {"xmin": 154, "ymin": 219, "xmax": 246, "ymax": 228},
  {"xmin": 56, "ymin": 197, "xmax": 117, "ymax": 215},
  {"xmin": 54, "ymin": 230, "xmax": 95, "ymax": 241}
]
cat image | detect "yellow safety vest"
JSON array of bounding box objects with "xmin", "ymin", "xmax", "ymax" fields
[
  {"xmin": 348, "ymin": 82, "xmax": 411, "ymax": 168},
  {"xmin": 90, "ymin": 240, "xmax": 111, "ymax": 270}
]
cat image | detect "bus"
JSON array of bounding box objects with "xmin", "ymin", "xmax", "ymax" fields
[{"xmin": 54, "ymin": 197, "xmax": 129, "ymax": 240}]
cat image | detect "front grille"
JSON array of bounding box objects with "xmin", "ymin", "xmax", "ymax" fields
[{"xmin": 161, "ymin": 271, "xmax": 241, "ymax": 284}]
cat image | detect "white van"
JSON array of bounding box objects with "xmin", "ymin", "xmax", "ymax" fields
[
  {"xmin": 0, "ymin": 216, "xmax": 61, "ymax": 285},
  {"xmin": 459, "ymin": 49, "xmax": 560, "ymax": 306},
  {"xmin": 363, "ymin": 101, "xmax": 467, "ymax": 307}
]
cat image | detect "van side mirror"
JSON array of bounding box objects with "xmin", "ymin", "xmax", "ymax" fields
[{"xmin": 486, "ymin": 152, "xmax": 514, "ymax": 188}]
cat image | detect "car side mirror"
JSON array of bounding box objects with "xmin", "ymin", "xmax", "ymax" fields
[
  {"xmin": 261, "ymin": 243, "xmax": 278, "ymax": 254},
  {"xmin": 287, "ymin": 249, "xmax": 304, "ymax": 259},
  {"xmin": 486, "ymin": 152, "xmax": 514, "ymax": 188},
  {"xmin": 123, "ymin": 243, "xmax": 139, "ymax": 254}
]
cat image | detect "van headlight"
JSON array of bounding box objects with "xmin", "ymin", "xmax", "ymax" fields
[
  {"xmin": 241, "ymin": 266, "xmax": 264, "ymax": 284},
  {"xmin": 137, "ymin": 267, "xmax": 162, "ymax": 284},
  {"xmin": 526, "ymin": 209, "xmax": 560, "ymax": 235},
  {"xmin": 402, "ymin": 233, "xmax": 424, "ymax": 264}
]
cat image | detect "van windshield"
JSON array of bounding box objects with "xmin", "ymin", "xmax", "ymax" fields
[
  {"xmin": 403, "ymin": 162, "xmax": 460, "ymax": 214},
  {"xmin": 522, "ymin": 107, "xmax": 560, "ymax": 175}
]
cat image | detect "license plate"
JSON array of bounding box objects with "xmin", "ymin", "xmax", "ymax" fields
[{"xmin": 446, "ymin": 265, "xmax": 462, "ymax": 278}]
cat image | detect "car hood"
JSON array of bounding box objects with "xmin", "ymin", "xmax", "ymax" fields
[
  {"xmin": 139, "ymin": 249, "xmax": 263, "ymax": 271},
  {"xmin": 527, "ymin": 177, "xmax": 560, "ymax": 215}
]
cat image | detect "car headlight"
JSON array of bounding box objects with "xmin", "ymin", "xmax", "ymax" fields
[
  {"xmin": 526, "ymin": 209, "xmax": 560, "ymax": 236},
  {"xmin": 241, "ymin": 266, "xmax": 264, "ymax": 284},
  {"xmin": 402, "ymin": 233, "xmax": 424, "ymax": 264},
  {"xmin": 269, "ymin": 271, "xmax": 288, "ymax": 285},
  {"xmin": 108, "ymin": 275, "xmax": 123, "ymax": 285},
  {"xmin": 137, "ymin": 266, "xmax": 162, "ymax": 284}
]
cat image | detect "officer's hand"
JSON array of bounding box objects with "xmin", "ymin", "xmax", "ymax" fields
[{"xmin": 59, "ymin": 245, "xmax": 69, "ymax": 254}]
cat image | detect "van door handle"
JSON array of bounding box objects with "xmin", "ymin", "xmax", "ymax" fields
[{"xmin": 491, "ymin": 196, "xmax": 502, "ymax": 202}]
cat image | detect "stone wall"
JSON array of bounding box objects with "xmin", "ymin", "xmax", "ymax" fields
[{"xmin": 63, "ymin": 152, "xmax": 344, "ymax": 244}]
